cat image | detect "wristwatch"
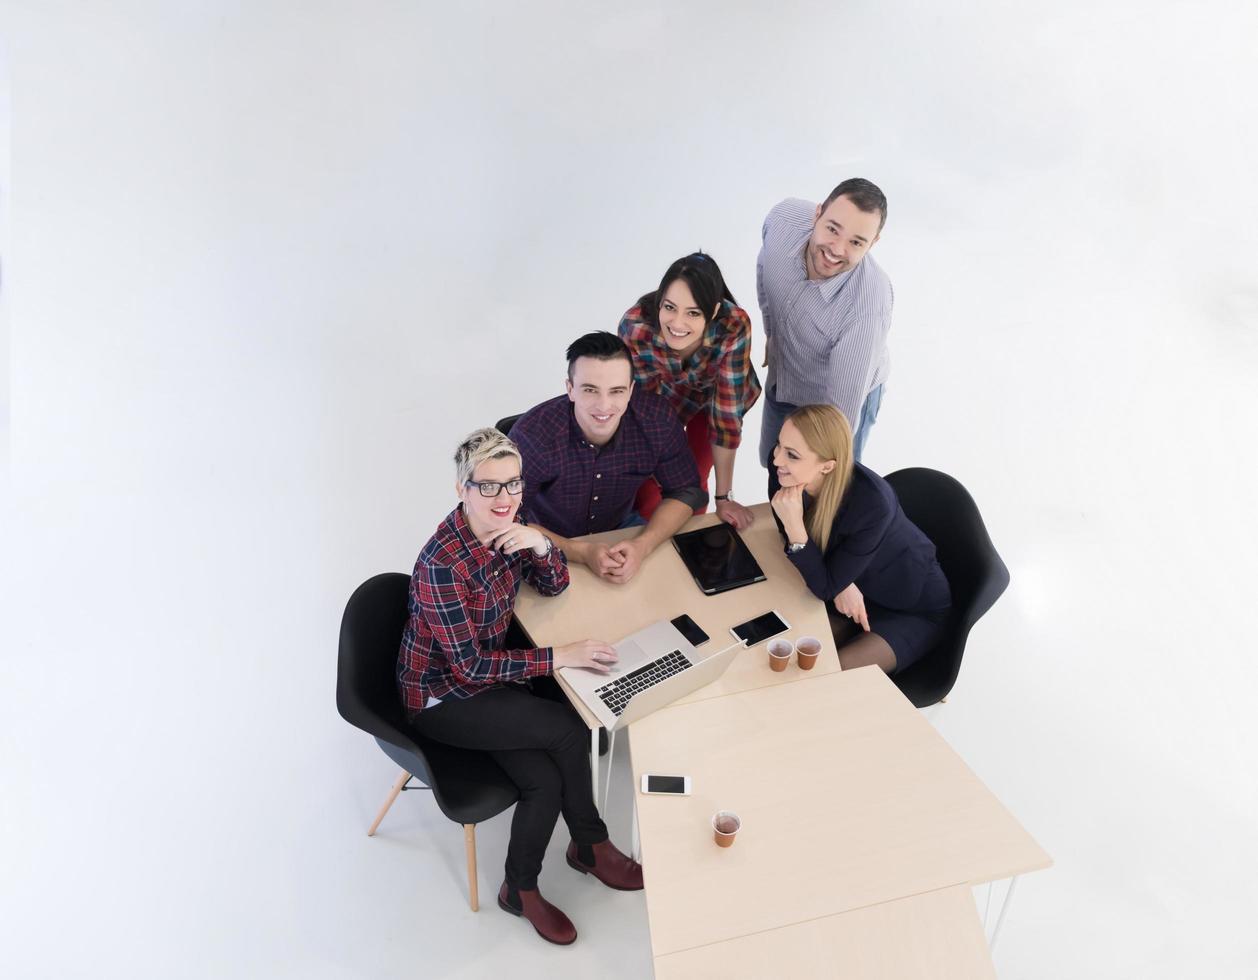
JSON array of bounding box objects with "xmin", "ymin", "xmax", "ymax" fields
[
  {"xmin": 787, "ymin": 541, "xmax": 807, "ymax": 554},
  {"xmin": 714, "ymin": 491, "xmax": 733, "ymax": 502}
]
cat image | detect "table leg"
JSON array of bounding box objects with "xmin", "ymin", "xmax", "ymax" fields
[
  {"xmin": 602, "ymin": 729, "xmax": 617, "ymax": 811},
  {"xmin": 631, "ymin": 794, "xmax": 640, "ymax": 863},
  {"xmin": 989, "ymin": 875, "xmax": 1020, "ymax": 953},
  {"xmin": 590, "ymin": 726, "xmax": 600, "ymax": 810}
]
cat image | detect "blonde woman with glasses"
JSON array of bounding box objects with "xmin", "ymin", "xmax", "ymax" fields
[
  {"xmin": 768, "ymin": 405, "xmax": 951, "ymax": 674},
  {"xmin": 396, "ymin": 428, "xmax": 642, "ymax": 947}
]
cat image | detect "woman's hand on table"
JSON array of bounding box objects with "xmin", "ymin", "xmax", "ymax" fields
[
  {"xmin": 833, "ymin": 582, "xmax": 870, "ymax": 631},
  {"xmin": 554, "ymin": 639, "xmax": 619, "ymax": 674},
  {"xmin": 715, "ymin": 497, "xmax": 756, "ymax": 530},
  {"xmin": 485, "ymin": 524, "xmax": 550, "ymax": 557}
]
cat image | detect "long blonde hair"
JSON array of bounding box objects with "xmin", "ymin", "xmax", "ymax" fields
[{"xmin": 787, "ymin": 405, "xmax": 854, "ymax": 553}]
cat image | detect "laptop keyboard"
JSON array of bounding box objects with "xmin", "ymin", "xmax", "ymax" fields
[{"xmin": 595, "ymin": 649, "xmax": 689, "ymax": 716}]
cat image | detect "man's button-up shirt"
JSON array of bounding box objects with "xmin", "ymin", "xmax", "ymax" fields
[{"xmin": 512, "ymin": 390, "xmax": 705, "ymax": 540}]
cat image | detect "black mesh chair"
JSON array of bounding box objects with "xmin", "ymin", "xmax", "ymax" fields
[
  {"xmin": 495, "ymin": 413, "xmax": 522, "ymax": 437},
  {"xmin": 882, "ymin": 468, "xmax": 1010, "ymax": 708},
  {"xmin": 336, "ymin": 573, "xmax": 519, "ymax": 911}
]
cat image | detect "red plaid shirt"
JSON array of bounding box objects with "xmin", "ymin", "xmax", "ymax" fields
[
  {"xmin": 618, "ymin": 299, "xmax": 763, "ymax": 450},
  {"xmin": 396, "ymin": 505, "xmax": 569, "ymax": 718}
]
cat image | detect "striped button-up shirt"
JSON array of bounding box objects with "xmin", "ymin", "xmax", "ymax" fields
[
  {"xmin": 396, "ymin": 505, "xmax": 569, "ymax": 718},
  {"xmin": 756, "ymin": 198, "xmax": 894, "ymax": 428},
  {"xmin": 618, "ymin": 299, "xmax": 762, "ymax": 450},
  {"xmin": 512, "ymin": 391, "xmax": 705, "ymax": 540}
]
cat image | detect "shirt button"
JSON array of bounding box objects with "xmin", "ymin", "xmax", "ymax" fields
[
  {"xmin": 593, "ymin": 495, "xmax": 599, "ymax": 501},
  {"xmin": 596, "ymin": 473, "xmax": 601, "ymax": 479}
]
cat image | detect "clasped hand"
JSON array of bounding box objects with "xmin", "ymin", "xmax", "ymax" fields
[{"xmin": 587, "ymin": 537, "xmax": 646, "ymax": 585}]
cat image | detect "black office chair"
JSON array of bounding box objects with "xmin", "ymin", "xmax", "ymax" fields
[
  {"xmin": 495, "ymin": 413, "xmax": 522, "ymax": 437},
  {"xmin": 882, "ymin": 468, "xmax": 1010, "ymax": 708},
  {"xmin": 336, "ymin": 573, "xmax": 519, "ymax": 911}
]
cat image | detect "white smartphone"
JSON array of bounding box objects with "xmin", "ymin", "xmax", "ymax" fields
[
  {"xmin": 640, "ymin": 774, "xmax": 691, "ymax": 796},
  {"xmin": 729, "ymin": 609, "xmax": 791, "ymax": 647}
]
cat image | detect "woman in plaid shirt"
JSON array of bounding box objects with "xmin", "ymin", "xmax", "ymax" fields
[
  {"xmin": 618, "ymin": 252, "xmax": 763, "ymax": 530},
  {"xmin": 397, "ymin": 428, "xmax": 643, "ymax": 945}
]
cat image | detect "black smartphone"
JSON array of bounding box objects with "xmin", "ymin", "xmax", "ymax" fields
[
  {"xmin": 730, "ymin": 610, "xmax": 791, "ymax": 647},
  {"xmin": 670, "ymin": 613, "xmax": 710, "ymax": 647}
]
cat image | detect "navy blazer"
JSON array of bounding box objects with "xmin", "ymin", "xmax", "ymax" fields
[{"xmin": 770, "ymin": 463, "xmax": 950, "ymax": 614}]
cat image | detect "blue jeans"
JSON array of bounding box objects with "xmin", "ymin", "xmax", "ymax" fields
[
  {"xmin": 852, "ymin": 383, "xmax": 883, "ymax": 463},
  {"xmin": 758, "ymin": 384, "xmax": 884, "ymax": 468},
  {"xmin": 616, "ymin": 509, "xmax": 647, "ymax": 530}
]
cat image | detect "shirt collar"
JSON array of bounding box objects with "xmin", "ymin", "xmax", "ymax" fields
[
  {"xmin": 451, "ymin": 505, "xmax": 489, "ymax": 557},
  {"xmin": 791, "ymin": 225, "xmax": 857, "ymax": 302},
  {"xmin": 567, "ymin": 400, "xmax": 625, "ymax": 452},
  {"xmin": 648, "ymin": 304, "xmax": 725, "ymax": 368}
]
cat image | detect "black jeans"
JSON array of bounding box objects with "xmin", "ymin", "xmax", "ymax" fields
[{"xmin": 412, "ymin": 684, "xmax": 608, "ymax": 890}]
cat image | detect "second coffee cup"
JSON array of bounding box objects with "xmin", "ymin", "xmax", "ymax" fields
[{"xmin": 796, "ymin": 635, "xmax": 822, "ymax": 670}]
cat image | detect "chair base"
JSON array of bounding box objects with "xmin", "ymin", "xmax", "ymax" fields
[
  {"xmin": 366, "ymin": 768, "xmax": 481, "ymax": 912},
  {"xmin": 367, "ymin": 770, "xmax": 411, "ymax": 837}
]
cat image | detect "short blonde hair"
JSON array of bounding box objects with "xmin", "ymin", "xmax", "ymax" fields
[{"xmin": 454, "ymin": 427, "xmax": 522, "ymax": 485}]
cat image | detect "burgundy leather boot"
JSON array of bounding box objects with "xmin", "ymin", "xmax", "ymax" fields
[
  {"xmin": 497, "ymin": 880, "xmax": 577, "ymax": 946},
  {"xmin": 565, "ymin": 839, "xmax": 644, "ymax": 891}
]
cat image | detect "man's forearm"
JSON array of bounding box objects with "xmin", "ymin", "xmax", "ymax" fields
[{"xmin": 635, "ymin": 498, "xmax": 692, "ymax": 554}]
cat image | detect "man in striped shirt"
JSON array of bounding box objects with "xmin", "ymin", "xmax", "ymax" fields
[{"xmin": 756, "ymin": 178, "xmax": 893, "ymax": 469}]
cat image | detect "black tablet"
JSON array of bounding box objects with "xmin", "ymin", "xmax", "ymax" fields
[{"xmin": 671, "ymin": 522, "xmax": 767, "ymax": 595}]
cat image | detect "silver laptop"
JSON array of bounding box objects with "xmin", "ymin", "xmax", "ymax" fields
[{"xmin": 559, "ymin": 619, "xmax": 746, "ymax": 731}]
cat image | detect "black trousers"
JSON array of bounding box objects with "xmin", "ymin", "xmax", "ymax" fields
[{"xmin": 413, "ymin": 684, "xmax": 608, "ymax": 890}]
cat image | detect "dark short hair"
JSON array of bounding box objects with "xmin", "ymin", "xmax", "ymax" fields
[
  {"xmin": 566, "ymin": 331, "xmax": 632, "ymax": 380},
  {"xmin": 820, "ymin": 178, "xmax": 888, "ymax": 232},
  {"xmin": 636, "ymin": 252, "xmax": 738, "ymax": 331}
]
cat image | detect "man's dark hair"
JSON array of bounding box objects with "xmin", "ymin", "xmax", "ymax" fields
[
  {"xmin": 636, "ymin": 251, "xmax": 738, "ymax": 331},
  {"xmin": 566, "ymin": 331, "xmax": 633, "ymax": 380},
  {"xmin": 820, "ymin": 178, "xmax": 888, "ymax": 232}
]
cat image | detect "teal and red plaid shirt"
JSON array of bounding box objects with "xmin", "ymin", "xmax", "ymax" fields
[{"xmin": 617, "ymin": 299, "xmax": 762, "ymax": 450}]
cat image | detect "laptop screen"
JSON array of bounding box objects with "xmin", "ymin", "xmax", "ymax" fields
[{"xmin": 672, "ymin": 523, "xmax": 766, "ymax": 594}]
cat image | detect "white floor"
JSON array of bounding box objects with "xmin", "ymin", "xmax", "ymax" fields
[{"xmin": 4, "ymin": 3, "xmax": 1258, "ymax": 978}]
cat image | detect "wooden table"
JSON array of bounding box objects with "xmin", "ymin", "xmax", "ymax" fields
[
  {"xmin": 514, "ymin": 503, "xmax": 841, "ymax": 726},
  {"xmin": 652, "ymin": 884, "xmax": 997, "ymax": 980},
  {"xmin": 628, "ymin": 666, "xmax": 1052, "ymax": 961},
  {"xmin": 514, "ymin": 504, "xmax": 1051, "ymax": 971}
]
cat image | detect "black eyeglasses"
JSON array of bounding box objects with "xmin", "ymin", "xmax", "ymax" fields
[{"xmin": 464, "ymin": 477, "xmax": 525, "ymax": 497}]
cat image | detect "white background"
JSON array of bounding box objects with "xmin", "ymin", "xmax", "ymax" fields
[{"xmin": 3, "ymin": 2, "xmax": 1257, "ymax": 977}]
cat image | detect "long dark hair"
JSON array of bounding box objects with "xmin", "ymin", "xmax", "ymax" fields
[{"xmin": 636, "ymin": 252, "xmax": 738, "ymax": 330}]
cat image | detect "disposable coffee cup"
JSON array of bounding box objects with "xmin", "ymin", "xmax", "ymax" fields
[
  {"xmin": 796, "ymin": 635, "xmax": 822, "ymax": 670},
  {"xmin": 712, "ymin": 810, "xmax": 742, "ymax": 848},
  {"xmin": 767, "ymin": 638, "xmax": 793, "ymax": 672}
]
